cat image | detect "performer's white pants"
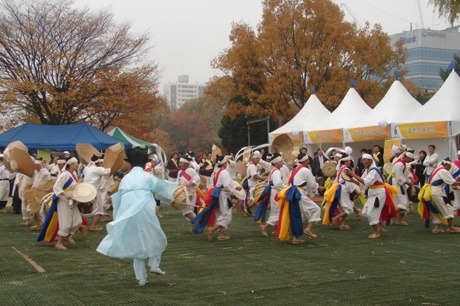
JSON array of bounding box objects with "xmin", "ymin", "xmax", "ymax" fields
[
  {"xmin": 362, "ymin": 192, "xmax": 385, "ymax": 226},
  {"xmin": 266, "ymin": 191, "xmax": 280, "ymax": 226},
  {"xmin": 299, "ymin": 192, "xmax": 321, "ymax": 223},
  {"xmin": 57, "ymin": 200, "xmax": 82, "ymax": 237},
  {"xmin": 181, "ymin": 192, "xmax": 196, "ymax": 218},
  {"xmin": 431, "ymin": 195, "xmax": 454, "ymax": 224},
  {"xmin": 215, "ymin": 192, "xmax": 232, "ymax": 230},
  {"xmin": 133, "ymin": 256, "xmax": 161, "ymax": 283}
]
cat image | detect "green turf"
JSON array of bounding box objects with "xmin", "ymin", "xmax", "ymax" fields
[{"xmin": 1, "ymin": 204, "xmax": 459, "ymax": 306}]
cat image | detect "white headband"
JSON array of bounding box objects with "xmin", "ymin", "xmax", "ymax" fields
[
  {"xmin": 65, "ymin": 157, "xmax": 78, "ymax": 165},
  {"xmin": 179, "ymin": 158, "xmax": 190, "ymax": 164},
  {"xmin": 405, "ymin": 152, "xmax": 415, "ymax": 159},
  {"xmin": 271, "ymin": 156, "xmax": 283, "ymax": 164},
  {"xmin": 298, "ymin": 155, "xmax": 309, "ymax": 163},
  {"xmin": 340, "ymin": 156, "xmax": 351, "ymax": 162},
  {"xmin": 362, "ymin": 153, "xmax": 373, "ymax": 160}
]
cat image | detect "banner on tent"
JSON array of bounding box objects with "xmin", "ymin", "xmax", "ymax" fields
[
  {"xmin": 270, "ymin": 133, "xmax": 303, "ymax": 144},
  {"xmin": 303, "ymin": 129, "xmax": 342, "ymax": 144},
  {"xmin": 343, "ymin": 126, "xmax": 390, "ymax": 142},
  {"xmin": 383, "ymin": 139, "xmax": 401, "ymax": 163},
  {"xmin": 391, "ymin": 121, "xmax": 449, "ymax": 139}
]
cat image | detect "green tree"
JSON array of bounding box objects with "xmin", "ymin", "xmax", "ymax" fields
[
  {"xmin": 439, "ymin": 53, "xmax": 460, "ymax": 81},
  {"xmin": 430, "ymin": 0, "xmax": 460, "ymax": 24},
  {"xmin": 0, "ymin": 0, "xmax": 160, "ymax": 127},
  {"xmin": 219, "ymin": 114, "xmax": 250, "ymax": 155}
]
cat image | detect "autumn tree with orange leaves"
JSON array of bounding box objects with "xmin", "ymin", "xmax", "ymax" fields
[
  {"xmin": 0, "ymin": 0, "xmax": 161, "ymax": 130},
  {"xmin": 167, "ymin": 96, "xmax": 223, "ymax": 153},
  {"xmin": 209, "ymin": 0, "xmax": 406, "ymax": 129}
]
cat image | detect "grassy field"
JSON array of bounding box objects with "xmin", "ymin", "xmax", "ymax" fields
[{"xmin": 1, "ymin": 202, "xmax": 460, "ymax": 306}]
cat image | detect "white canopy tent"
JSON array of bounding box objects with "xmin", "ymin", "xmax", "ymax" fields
[
  {"xmin": 269, "ymin": 94, "xmax": 332, "ymax": 151},
  {"xmin": 337, "ymin": 80, "xmax": 421, "ymax": 160},
  {"xmin": 333, "ymin": 88, "xmax": 374, "ymax": 159},
  {"xmin": 391, "ymin": 70, "xmax": 460, "ymax": 159},
  {"xmin": 344, "ymin": 80, "xmax": 422, "ymax": 139},
  {"xmin": 299, "ymin": 88, "xmax": 372, "ymax": 148},
  {"xmin": 329, "ymin": 87, "xmax": 373, "ymax": 128}
]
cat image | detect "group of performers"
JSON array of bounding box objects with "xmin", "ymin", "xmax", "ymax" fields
[
  {"xmin": 5, "ymin": 141, "xmax": 460, "ymax": 286},
  {"xmin": 140, "ymin": 143, "xmax": 460, "ymax": 246},
  {"xmin": 241, "ymin": 145, "xmax": 460, "ymax": 243}
]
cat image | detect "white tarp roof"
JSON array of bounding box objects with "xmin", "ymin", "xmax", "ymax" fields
[
  {"xmin": 347, "ymin": 80, "xmax": 421, "ymax": 128},
  {"xmin": 270, "ymin": 94, "xmax": 331, "ymax": 135},
  {"xmin": 402, "ymin": 70, "xmax": 460, "ymax": 123},
  {"xmin": 316, "ymin": 87, "xmax": 372, "ymax": 129}
]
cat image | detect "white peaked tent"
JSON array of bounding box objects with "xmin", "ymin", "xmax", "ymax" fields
[
  {"xmin": 350, "ymin": 80, "xmax": 421, "ymax": 128},
  {"xmin": 392, "ymin": 70, "xmax": 460, "ymax": 159},
  {"xmin": 301, "ymin": 88, "xmax": 373, "ymax": 155},
  {"xmin": 269, "ymin": 94, "xmax": 331, "ymax": 147},
  {"xmin": 320, "ymin": 87, "xmax": 373, "ymax": 158},
  {"xmin": 343, "ymin": 80, "xmax": 422, "ymax": 143},
  {"xmin": 322, "ymin": 87, "xmax": 372, "ymax": 129}
]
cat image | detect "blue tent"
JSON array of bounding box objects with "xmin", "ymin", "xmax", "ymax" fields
[{"xmin": 0, "ymin": 123, "xmax": 131, "ymax": 151}]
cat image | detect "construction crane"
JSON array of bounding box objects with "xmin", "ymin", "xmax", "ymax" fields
[{"xmin": 341, "ymin": 3, "xmax": 363, "ymax": 28}]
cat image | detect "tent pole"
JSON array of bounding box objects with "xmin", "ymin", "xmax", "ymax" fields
[{"xmin": 449, "ymin": 121, "xmax": 453, "ymax": 159}]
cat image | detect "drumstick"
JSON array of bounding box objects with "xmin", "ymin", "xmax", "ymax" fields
[{"xmin": 171, "ymin": 202, "xmax": 202, "ymax": 208}]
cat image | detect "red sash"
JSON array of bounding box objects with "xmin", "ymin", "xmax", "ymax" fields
[
  {"xmin": 268, "ymin": 168, "xmax": 279, "ymax": 183},
  {"xmin": 69, "ymin": 171, "xmax": 78, "ymax": 183},
  {"xmin": 428, "ymin": 166, "xmax": 444, "ymax": 184},
  {"xmin": 336, "ymin": 165, "xmax": 348, "ymax": 182},
  {"xmin": 213, "ymin": 168, "xmax": 224, "ymax": 186},
  {"xmin": 453, "ymin": 160, "xmax": 460, "ymax": 169},
  {"xmin": 179, "ymin": 169, "xmax": 192, "ymax": 181},
  {"xmin": 288, "ymin": 165, "xmax": 304, "ymax": 185},
  {"xmin": 394, "ymin": 158, "xmax": 406, "ymax": 172}
]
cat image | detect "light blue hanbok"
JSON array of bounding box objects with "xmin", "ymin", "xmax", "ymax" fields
[{"xmin": 96, "ymin": 167, "xmax": 176, "ymax": 284}]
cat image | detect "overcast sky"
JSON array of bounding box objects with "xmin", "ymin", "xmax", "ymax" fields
[{"xmin": 74, "ymin": 0, "xmax": 453, "ymax": 87}]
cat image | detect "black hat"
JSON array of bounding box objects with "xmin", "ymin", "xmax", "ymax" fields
[{"xmin": 125, "ymin": 147, "xmax": 149, "ymax": 167}]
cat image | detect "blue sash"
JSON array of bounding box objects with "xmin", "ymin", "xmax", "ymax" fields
[{"xmin": 37, "ymin": 176, "xmax": 74, "ymax": 242}]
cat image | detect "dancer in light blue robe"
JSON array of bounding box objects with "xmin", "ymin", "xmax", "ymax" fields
[{"xmin": 97, "ymin": 147, "xmax": 175, "ymax": 286}]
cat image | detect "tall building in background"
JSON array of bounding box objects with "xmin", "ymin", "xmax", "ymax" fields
[
  {"xmin": 163, "ymin": 75, "xmax": 207, "ymax": 109},
  {"xmin": 390, "ymin": 26, "xmax": 460, "ymax": 91}
]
